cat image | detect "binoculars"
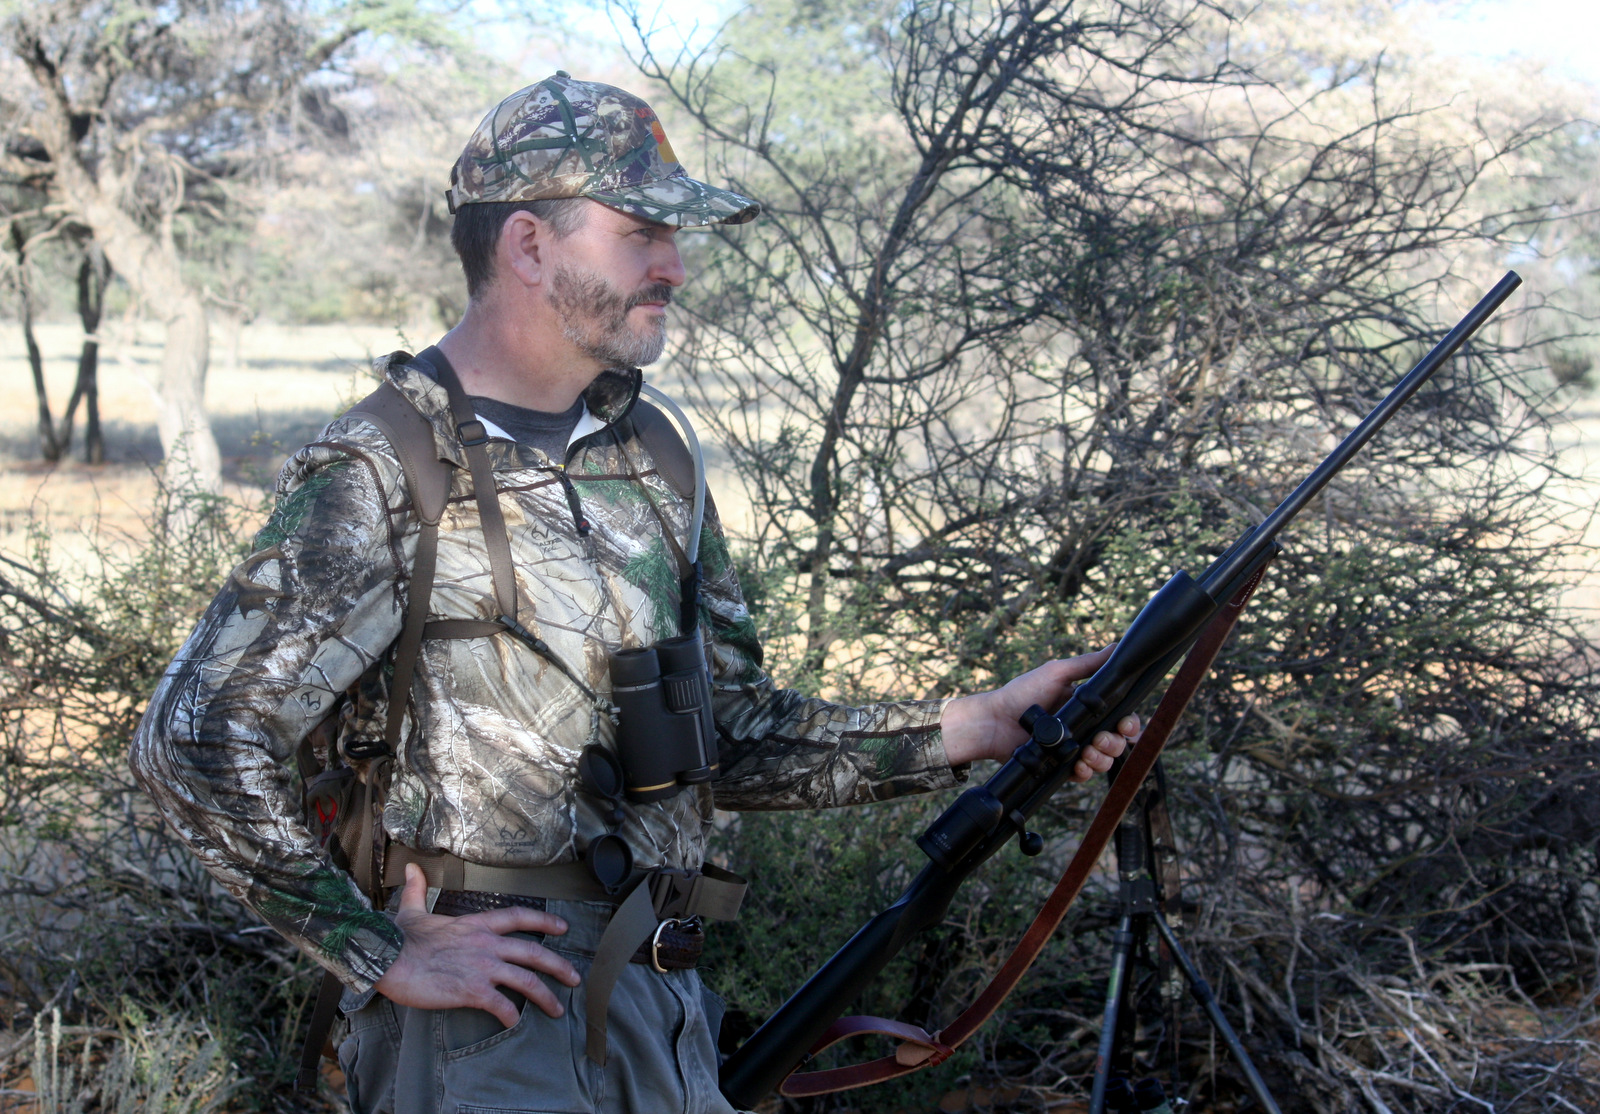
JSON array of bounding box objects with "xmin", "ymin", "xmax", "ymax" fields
[{"xmin": 607, "ymin": 628, "xmax": 719, "ymax": 802}]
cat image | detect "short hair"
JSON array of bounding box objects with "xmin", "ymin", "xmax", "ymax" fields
[{"xmin": 450, "ymin": 197, "xmax": 589, "ymax": 299}]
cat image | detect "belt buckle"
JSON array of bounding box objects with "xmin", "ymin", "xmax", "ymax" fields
[{"xmin": 649, "ymin": 917, "xmax": 684, "ymax": 974}]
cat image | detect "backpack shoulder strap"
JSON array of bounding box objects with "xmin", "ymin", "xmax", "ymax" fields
[
  {"xmin": 347, "ymin": 379, "xmax": 452, "ymax": 526},
  {"xmin": 627, "ymin": 399, "xmax": 695, "ymax": 503},
  {"xmin": 342, "ymin": 376, "xmax": 456, "ymax": 884},
  {"xmin": 298, "ymin": 374, "xmax": 456, "ymax": 1093}
]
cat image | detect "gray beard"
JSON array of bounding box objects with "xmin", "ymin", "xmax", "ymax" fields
[{"xmin": 549, "ymin": 264, "xmax": 669, "ymax": 369}]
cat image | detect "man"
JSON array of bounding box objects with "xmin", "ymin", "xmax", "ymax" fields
[{"xmin": 130, "ymin": 73, "xmax": 1136, "ymax": 1114}]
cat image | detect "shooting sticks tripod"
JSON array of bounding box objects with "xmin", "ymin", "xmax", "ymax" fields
[{"xmin": 1088, "ymin": 762, "xmax": 1282, "ymax": 1114}]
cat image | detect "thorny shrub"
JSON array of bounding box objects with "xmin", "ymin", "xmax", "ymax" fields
[
  {"xmin": 0, "ymin": 482, "xmax": 339, "ymax": 1112},
  {"xmin": 0, "ymin": 466, "xmax": 1592, "ymax": 1113},
  {"xmin": 629, "ymin": 0, "xmax": 1600, "ymax": 1107}
]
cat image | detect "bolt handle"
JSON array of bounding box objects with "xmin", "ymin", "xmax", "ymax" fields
[{"xmin": 1008, "ymin": 809, "xmax": 1045, "ymax": 856}]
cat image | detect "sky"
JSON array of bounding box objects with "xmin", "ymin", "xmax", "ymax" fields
[
  {"xmin": 1431, "ymin": 0, "xmax": 1600, "ymax": 85},
  {"xmin": 523, "ymin": 0, "xmax": 1600, "ymax": 90},
  {"xmin": 464, "ymin": 0, "xmax": 1600, "ymax": 101}
]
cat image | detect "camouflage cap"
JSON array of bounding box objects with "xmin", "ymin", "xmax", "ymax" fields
[{"xmin": 446, "ymin": 72, "xmax": 760, "ymax": 227}]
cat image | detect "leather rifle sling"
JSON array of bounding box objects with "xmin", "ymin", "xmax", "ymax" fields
[{"xmin": 778, "ymin": 559, "xmax": 1273, "ymax": 1098}]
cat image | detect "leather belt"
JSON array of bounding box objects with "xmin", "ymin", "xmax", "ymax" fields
[
  {"xmin": 427, "ymin": 888, "xmax": 705, "ymax": 969},
  {"xmin": 383, "ymin": 845, "xmax": 745, "ymax": 1065}
]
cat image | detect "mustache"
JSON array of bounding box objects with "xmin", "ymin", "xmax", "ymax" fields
[{"xmin": 625, "ymin": 284, "xmax": 675, "ymax": 311}]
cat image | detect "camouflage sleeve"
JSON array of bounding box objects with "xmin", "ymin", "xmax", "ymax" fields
[
  {"xmin": 129, "ymin": 432, "xmax": 409, "ymax": 992},
  {"xmin": 696, "ymin": 500, "xmax": 966, "ymax": 811}
]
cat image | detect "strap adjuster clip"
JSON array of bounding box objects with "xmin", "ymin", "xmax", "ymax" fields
[
  {"xmin": 458, "ymin": 420, "xmax": 490, "ymax": 447},
  {"xmin": 648, "ymin": 867, "xmax": 697, "ymax": 919}
]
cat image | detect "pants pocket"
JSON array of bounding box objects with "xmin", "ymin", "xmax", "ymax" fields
[
  {"xmin": 440, "ymin": 989, "xmax": 527, "ymax": 1055},
  {"xmin": 339, "ymin": 997, "xmax": 402, "ymax": 1114},
  {"xmin": 439, "ymin": 976, "xmax": 596, "ymax": 1113}
]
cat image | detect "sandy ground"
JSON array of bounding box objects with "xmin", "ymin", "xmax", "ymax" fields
[
  {"xmin": 0, "ymin": 321, "xmax": 409, "ymax": 563},
  {"xmin": 1539, "ymin": 406, "xmax": 1600, "ymax": 638}
]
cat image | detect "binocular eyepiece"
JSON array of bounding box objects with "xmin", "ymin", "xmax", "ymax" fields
[{"xmin": 607, "ymin": 628, "xmax": 719, "ymax": 802}]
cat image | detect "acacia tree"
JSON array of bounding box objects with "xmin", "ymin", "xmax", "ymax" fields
[
  {"xmin": 628, "ymin": 0, "xmax": 1600, "ymax": 1107},
  {"xmin": 634, "ymin": 0, "xmax": 1579, "ymax": 685},
  {"xmin": 0, "ymin": 0, "xmax": 456, "ymax": 489}
]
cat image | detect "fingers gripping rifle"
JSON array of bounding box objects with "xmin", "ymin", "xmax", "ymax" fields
[{"xmin": 718, "ymin": 272, "xmax": 1524, "ymax": 1109}]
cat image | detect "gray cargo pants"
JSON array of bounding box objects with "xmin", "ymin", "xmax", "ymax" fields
[{"xmin": 337, "ymin": 898, "xmax": 747, "ymax": 1114}]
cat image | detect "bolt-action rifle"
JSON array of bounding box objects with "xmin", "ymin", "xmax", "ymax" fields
[{"xmin": 719, "ymin": 271, "xmax": 1524, "ymax": 1108}]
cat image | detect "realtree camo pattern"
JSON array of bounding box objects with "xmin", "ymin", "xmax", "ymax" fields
[
  {"xmin": 447, "ymin": 72, "xmax": 760, "ymax": 227},
  {"xmin": 130, "ymin": 355, "xmax": 958, "ymax": 992}
]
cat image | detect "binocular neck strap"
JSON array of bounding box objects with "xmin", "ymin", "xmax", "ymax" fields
[{"xmin": 419, "ymin": 346, "xmax": 519, "ymax": 621}]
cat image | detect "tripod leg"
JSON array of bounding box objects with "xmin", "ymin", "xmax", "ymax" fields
[
  {"xmin": 1151, "ymin": 911, "xmax": 1283, "ymax": 1114},
  {"xmin": 1089, "ymin": 911, "xmax": 1137, "ymax": 1114}
]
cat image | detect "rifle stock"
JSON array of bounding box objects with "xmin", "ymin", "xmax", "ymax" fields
[{"xmin": 718, "ymin": 272, "xmax": 1523, "ymax": 1108}]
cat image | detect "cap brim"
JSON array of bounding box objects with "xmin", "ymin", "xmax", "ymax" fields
[{"xmin": 587, "ymin": 174, "xmax": 760, "ymax": 227}]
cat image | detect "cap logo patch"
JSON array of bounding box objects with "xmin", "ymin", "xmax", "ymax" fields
[{"xmin": 648, "ymin": 119, "xmax": 678, "ymax": 165}]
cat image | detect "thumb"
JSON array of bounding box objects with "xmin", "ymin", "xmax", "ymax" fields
[{"xmin": 397, "ymin": 862, "xmax": 428, "ymax": 914}]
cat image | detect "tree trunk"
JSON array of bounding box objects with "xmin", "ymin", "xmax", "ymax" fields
[
  {"xmin": 75, "ymin": 200, "xmax": 220, "ymax": 491},
  {"xmin": 11, "ymin": 224, "xmax": 62, "ymax": 463},
  {"xmin": 22, "ymin": 56, "xmax": 221, "ymax": 491},
  {"xmin": 147, "ymin": 292, "xmax": 219, "ymax": 488},
  {"xmin": 59, "ymin": 244, "xmax": 109, "ymax": 464}
]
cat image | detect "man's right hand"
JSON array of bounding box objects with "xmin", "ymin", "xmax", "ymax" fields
[{"xmin": 374, "ymin": 863, "xmax": 582, "ymax": 1025}]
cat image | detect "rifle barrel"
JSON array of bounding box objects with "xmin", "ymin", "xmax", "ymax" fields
[{"xmin": 1201, "ymin": 271, "xmax": 1521, "ymax": 594}]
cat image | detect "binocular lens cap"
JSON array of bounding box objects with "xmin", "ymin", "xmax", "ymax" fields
[
  {"xmin": 586, "ymin": 833, "xmax": 634, "ymax": 892},
  {"xmin": 578, "ymin": 744, "xmax": 626, "ymax": 800}
]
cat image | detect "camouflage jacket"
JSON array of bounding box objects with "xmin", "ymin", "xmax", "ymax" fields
[{"xmin": 130, "ymin": 353, "xmax": 962, "ymax": 992}]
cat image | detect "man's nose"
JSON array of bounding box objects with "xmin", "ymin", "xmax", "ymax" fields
[{"xmin": 651, "ymin": 240, "xmax": 686, "ymax": 287}]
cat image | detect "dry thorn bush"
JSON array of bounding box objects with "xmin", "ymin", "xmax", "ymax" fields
[{"xmin": 0, "ymin": 482, "xmax": 340, "ymax": 1112}]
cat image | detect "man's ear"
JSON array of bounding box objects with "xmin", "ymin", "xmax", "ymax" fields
[{"xmin": 501, "ymin": 210, "xmax": 547, "ymax": 290}]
